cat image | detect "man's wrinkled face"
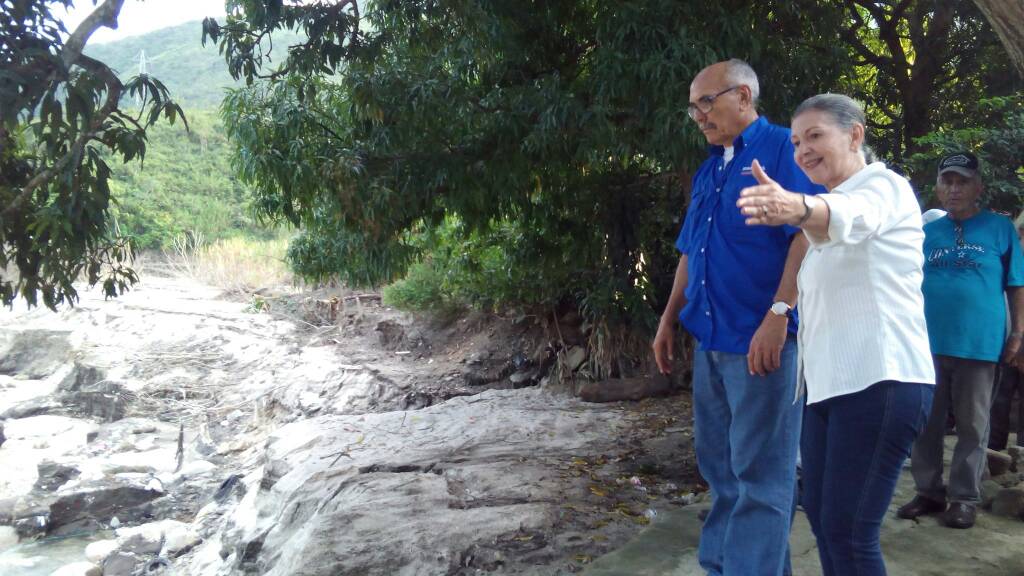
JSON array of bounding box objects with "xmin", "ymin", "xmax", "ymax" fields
[
  {"xmin": 936, "ymin": 172, "xmax": 982, "ymax": 216},
  {"xmin": 688, "ymin": 67, "xmax": 746, "ymax": 147}
]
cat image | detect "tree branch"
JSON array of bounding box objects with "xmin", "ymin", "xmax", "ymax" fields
[
  {"xmin": 3, "ymin": 55, "xmax": 123, "ymax": 219},
  {"xmin": 61, "ymin": 0, "xmax": 126, "ymax": 69}
]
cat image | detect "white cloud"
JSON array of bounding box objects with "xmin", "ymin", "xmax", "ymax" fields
[{"xmin": 55, "ymin": 0, "xmax": 226, "ymax": 44}]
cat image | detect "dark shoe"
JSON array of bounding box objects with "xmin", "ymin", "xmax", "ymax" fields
[
  {"xmin": 943, "ymin": 502, "xmax": 976, "ymax": 529},
  {"xmin": 897, "ymin": 495, "xmax": 945, "ymax": 519},
  {"xmin": 697, "ymin": 508, "xmax": 709, "ymax": 522}
]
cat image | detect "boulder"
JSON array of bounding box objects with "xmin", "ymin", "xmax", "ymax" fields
[
  {"xmin": 162, "ymin": 521, "xmax": 201, "ymax": 557},
  {"xmin": 206, "ymin": 389, "xmax": 624, "ymax": 576},
  {"xmin": 85, "ymin": 538, "xmax": 119, "ymax": 563},
  {"xmin": 116, "ymin": 521, "xmax": 166, "ymax": 555},
  {"xmin": 981, "ymin": 479, "xmax": 1003, "ymax": 510},
  {"xmin": 101, "ymin": 551, "xmax": 140, "ymax": 576},
  {"xmin": 0, "ymin": 329, "xmax": 73, "ymax": 379},
  {"xmin": 0, "ymin": 396, "xmax": 61, "ymax": 419},
  {"xmin": 34, "ymin": 460, "xmax": 80, "ymax": 492},
  {"xmin": 0, "ymin": 420, "xmax": 5, "ymax": 448},
  {"xmin": 47, "ymin": 481, "xmax": 164, "ymax": 534},
  {"xmin": 987, "ymin": 448, "xmax": 1013, "ymax": 476},
  {"xmin": 990, "ymin": 487, "xmax": 1024, "ymax": 519}
]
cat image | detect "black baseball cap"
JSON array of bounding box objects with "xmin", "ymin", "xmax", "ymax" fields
[{"xmin": 938, "ymin": 152, "xmax": 979, "ymax": 178}]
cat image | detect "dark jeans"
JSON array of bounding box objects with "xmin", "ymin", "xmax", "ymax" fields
[
  {"xmin": 989, "ymin": 363, "xmax": 1024, "ymax": 450},
  {"xmin": 802, "ymin": 381, "xmax": 933, "ymax": 576}
]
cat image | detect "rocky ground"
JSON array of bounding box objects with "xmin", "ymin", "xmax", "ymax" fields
[{"xmin": 0, "ymin": 277, "xmax": 702, "ymax": 576}]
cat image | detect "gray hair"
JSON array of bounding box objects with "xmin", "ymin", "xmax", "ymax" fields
[
  {"xmin": 793, "ymin": 93, "xmax": 876, "ymax": 162},
  {"xmin": 723, "ymin": 59, "xmax": 760, "ymax": 105}
]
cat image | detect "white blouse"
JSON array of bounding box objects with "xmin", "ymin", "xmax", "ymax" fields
[{"xmin": 797, "ymin": 162, "xmax": 936, "ymax": 404}]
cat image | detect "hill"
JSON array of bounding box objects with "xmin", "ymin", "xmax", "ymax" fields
[
  {"xmin": 85, "ymin": 20, "xmax": 304, "ymax": 109},
  {"xmin": 81, "ymin": 21, "xmax": 305, "ymax": 250}
]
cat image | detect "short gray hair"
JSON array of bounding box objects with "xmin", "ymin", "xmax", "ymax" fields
[
  {"xmin": 723, "ymin": 59, "xmax": 760, "ymax": 105},
  {"xmin": 793, "ymin": 93, "xmax": 875, "ymax": 162}
]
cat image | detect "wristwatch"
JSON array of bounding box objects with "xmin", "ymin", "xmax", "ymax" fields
[{"xmin": 769, "ymin": 301, "xmax": 792, "ymax": 318}]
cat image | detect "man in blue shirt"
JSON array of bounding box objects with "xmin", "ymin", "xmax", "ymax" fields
[
  {"xmin": 652, "ymin": 59, "xmax": 822, "ymax": 575},
  {"xmin": 898, "ymin": 152, "xmax": 1024, "ymax": 529}
]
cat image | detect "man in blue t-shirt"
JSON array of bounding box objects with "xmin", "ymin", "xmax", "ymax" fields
[
  {"xmin": 898, "ymin": 152, "xmax": 1024, "ymax": 529},
  {"xmin": 652, "ymin": 59, "xmax": 822, "ymax": 576}
]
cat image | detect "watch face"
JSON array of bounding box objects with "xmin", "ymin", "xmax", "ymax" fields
[{"xmin": 771, "ymin": 302, "xmax": 790, "ymax": 316}]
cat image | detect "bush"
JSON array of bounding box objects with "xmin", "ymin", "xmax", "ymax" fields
[{"xmin": 906, "ymin": 94, "xmax": 1024, "ymax": 213}]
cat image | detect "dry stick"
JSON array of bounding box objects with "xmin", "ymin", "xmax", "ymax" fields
[
  {"xmin": 551, "ymin": 307, "xmax": 575, "ymax": 395},
  {"xmin": 174, "ymin": 422, "xmax": 184, "ymax": 473}
]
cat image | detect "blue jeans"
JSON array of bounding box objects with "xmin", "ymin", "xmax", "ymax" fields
[
  {"xmin": 693, "ymin": 339, "xmax": 802, "ymax": 576},
  {"xmin": 801, "ymin": 381, "xmax": 933, "ymax": 576}
]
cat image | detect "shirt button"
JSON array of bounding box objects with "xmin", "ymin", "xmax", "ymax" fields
[
  {"xmin": 705, "ymin": 311, "xmax": 711, "ymax": 317},
  {"xmin": 716, "ymin": 187, "xmax": 721, "ymax": 192},
  {"xmin": 701, "ymin": 280, "xmax": 706, "ymax": 285},
  {"xmin": 707, "ymin": 216, "xmax": 712, "ymax": 222},
  {"xmin": 700, "ymin": 248, "xmax": 705, "ymax": 253}
]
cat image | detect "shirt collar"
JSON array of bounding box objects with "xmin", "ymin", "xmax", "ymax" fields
[
  {"xmin": 832, "ymin": 161, "xmax": 887, "ymax": 193},
  {"xmin": 708, "ymin": 116, "xmax": 766, "ymax": 157}
]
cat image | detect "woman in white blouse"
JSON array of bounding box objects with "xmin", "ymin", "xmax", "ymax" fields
[{"xmin": 736, "ymin": 93, "xmax": 935, "ymax": 576}]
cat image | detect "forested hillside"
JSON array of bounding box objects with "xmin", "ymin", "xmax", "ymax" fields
[{"xmin": 82, "ymin": 21, "xmax": 304, "ymax": 250}]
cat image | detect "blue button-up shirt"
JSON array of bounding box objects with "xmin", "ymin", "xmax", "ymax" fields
[{"xmin": 675, "ymin": 116, "xmax": 823, "ymax": 354}]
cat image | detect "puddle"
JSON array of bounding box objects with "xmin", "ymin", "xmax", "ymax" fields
[{"xmin": 0, "ymin": 530, "xmax": 113, "ymax": 575}]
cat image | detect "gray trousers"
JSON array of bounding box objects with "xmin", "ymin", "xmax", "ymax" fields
[{"xmin": 911, "ymin": 355, "xmax": 996, "ymax": 504}]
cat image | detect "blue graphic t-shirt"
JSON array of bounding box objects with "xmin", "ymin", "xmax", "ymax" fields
[{"xmin": 922, "ymin": 210, "xmax": 1024, "ymax": 362}]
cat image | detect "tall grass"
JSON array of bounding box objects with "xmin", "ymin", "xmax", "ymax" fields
[{"xmin": 164, "ymin": 231, "xmax": 295, "ymax": 293}]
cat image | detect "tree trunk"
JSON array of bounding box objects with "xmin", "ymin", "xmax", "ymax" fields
[{"xmin": 973, "ymin": 0, "xmax": 1024, "ymax": 78}]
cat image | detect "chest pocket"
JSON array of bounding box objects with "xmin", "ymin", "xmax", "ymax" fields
[{"xmin": 722, "ymin": 168, "xmax": 762, "ymax": 232}]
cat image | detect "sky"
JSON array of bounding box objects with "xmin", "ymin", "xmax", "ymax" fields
[{"xmin": 55, "ymin": 0, "xmax": 227, "ymax": 44}]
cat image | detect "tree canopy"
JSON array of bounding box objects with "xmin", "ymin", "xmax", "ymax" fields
[
  {"xmin": 204, "ymin": 0, "xmax": 857, "ymax": 371},
  {"xmin": 1, "ymin": 0, "xmax": 185, "ymax": 309},
  {"xmin": 3, "ymin": 1, "xmax": 1021, "ymax": 376}
]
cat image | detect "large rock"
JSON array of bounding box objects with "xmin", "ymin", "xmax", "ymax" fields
[
  {"xmin": 58, "ymin": 362, "xmax": 128, "ymax": 422},
  {"xmin": 102, "ymin": 551, "xmax": 141, "ymax": 576},
  {"xmin": 0, "ymin": 396, "xmax": 61, "ymax": 419},
  {"xmin": 47, "ymin": 481, "xmax": 165, "ymax": 534},
  {"xmin": 981, "ymin": 479, "xmax": 1003, "ymax": 510},
  {"xmin": 0, "ymin": 329, "xmax": 74, "ymax": 379},
  {"xmin": 33, "ymin": 460, "xmax": 80, "ymax": 492},
  {"xmin": 987, "ymin": 448, "xmax": 1013, "ymax": 476},
  {"xmin": 991, "ymin": 487, "xmax": 1024, "ymax": 519},
  {"xmin": 85, "ymin": 538, "xmax": 119, "ymax": 563},
  {"xmin": 193, "ymin": 389, "xmax": 626, "ymax": 576}
]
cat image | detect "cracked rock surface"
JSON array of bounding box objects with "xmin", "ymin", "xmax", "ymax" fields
[{"xmin": 0, "ymin": 278, "xmax": 699, "ymax": 575}]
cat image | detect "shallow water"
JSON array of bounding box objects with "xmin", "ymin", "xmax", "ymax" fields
[{"xmin": 0, "ymin": 531, "xmax": 113, "ymax": 576}]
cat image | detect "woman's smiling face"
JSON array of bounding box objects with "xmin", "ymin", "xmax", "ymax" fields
[{"xmin": 790, "ymin": 109, "xmax": 863, "ymax": 191}]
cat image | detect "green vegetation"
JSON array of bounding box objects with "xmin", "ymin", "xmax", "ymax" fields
[
  {"xmin": 107, "ymin": 109, "xmax": 273, "ymax": 250},
  {"xmin": 2, "ymin": 0, "xmax": 185, "ymax": 309},
  {"xmin": 5, "ymin": 1, "xmax": 1024, "ymax": 376},
  {"xmin": 84, "ymin": 20, "xmax": 305, "ymax": 109},
  {"xmin": 204, "ymin": 0, "xmax": 1021, "ymax": 374},
  {"xmin": 907, "ymin": 95, "xmax": 1024, "ymax": 213}
]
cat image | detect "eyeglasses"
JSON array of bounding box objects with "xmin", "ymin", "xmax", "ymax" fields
[{"xmin": 687, "ymin": 86, "xmax": 740, "ymax": 120}]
